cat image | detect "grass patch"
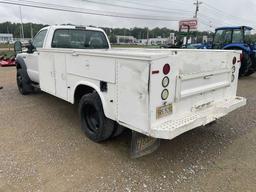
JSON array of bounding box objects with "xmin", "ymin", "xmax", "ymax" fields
[
  {"xmin": 0, "ymin": 51, "xmax": 15, "ymax": 59},
  {"xmin": 0, "ymin": 43, "xmax": 12, "ymax": 49}
]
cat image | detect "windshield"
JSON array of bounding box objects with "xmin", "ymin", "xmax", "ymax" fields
[
  {"xmin": 213, "ymin": 29, "xmax": 232, "ymax": 49},
  {"xmin": 33, "ymin": 29, "xmax": 47, "ymax": 48}
]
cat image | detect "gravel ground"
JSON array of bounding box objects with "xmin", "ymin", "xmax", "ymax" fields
[{"xmin": 0, "ymin": 67, "xmax": 256, "ymax": 192}]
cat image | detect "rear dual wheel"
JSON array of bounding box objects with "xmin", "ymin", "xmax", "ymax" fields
[{"xmin": 79, "ymin": 92, "xmax": 124, "ymax": 142}]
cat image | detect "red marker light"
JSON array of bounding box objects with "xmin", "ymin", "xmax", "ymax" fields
[
  {"xmin": 163, "ymin": 64, "xmax": 170, "ymax": 75},
  {"xmin": 233, "ymin": 57, "xmax": 237, "ymax": 65}
]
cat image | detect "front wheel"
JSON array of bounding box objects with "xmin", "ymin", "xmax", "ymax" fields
[
  {"xmin": 16, "ymin": 69, "xmax": 32, "ymax": 95},
  {"xmin": 78, "ymin": 92, "xmax": 115, "ymax": 142}
]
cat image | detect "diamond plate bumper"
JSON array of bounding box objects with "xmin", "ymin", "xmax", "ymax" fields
[{"xmin": 150, "ymin": 97, "xmax": 246, "ymax": 140}]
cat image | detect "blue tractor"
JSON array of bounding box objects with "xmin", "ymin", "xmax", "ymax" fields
[{"xmin": 212, "ymin": 26, "xmax": 256, "ymax": 76}]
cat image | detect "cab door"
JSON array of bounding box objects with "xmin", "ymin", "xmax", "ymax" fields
[
  {"xmin": 39, "ymin": 52, "xmax": 68, "ymax": 100},
  {"xmin": 54, "ymin": 54, "xmax": 67, "ymax": 100},
  {"xmin": 24, "ymin": 29, "xmax": 48, "ymax": 83},
  {"xmin": 38, "ymin": 52, "xmax": 56, "ymax": 96}
]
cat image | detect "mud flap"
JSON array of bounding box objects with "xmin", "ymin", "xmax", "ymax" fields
[{"xmin": 130, "ymin": 131, "xmax": 160, "ymax": 158}]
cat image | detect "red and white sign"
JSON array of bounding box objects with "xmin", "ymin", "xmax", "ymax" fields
[{"xmin": 179, "ymin": 19, "xmax": 198, "ymax": 31}]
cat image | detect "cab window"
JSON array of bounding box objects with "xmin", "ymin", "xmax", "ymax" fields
[
  {"xmin": 214, "ymin": 29, "xmax": 232, "ymax": 45},
  {"xmin": 33, "ymin": 30, "xmax": 47, "ymax": 48},
  {"xmin": 244, "ymin": 29, "xmax": 253, "ymax": 44},
  {"xmin": 232, "ymin": 29, "xmax": 243, "ymax": 43},
  {"xmin": 223, "ymin": 30, "xmax": 232, "ymax": 44},
  {"xmin": 51, "ymin": 29, "xmax": 109, "ymax": 49}
]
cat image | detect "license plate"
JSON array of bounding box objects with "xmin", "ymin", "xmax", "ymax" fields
[{"xmin": 156, "ymin": 104, "xmax": 173, "ymax": 119}]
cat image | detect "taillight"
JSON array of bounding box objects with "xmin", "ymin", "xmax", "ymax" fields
[
  {"xmin": 161, "ymin": 89, "xmax": 169, "ymax": 100},
  {"xmin": 233, "ymin": 57, "xmax": 237, "ymax": 65},
  {"xmin": 161, "ymin": 64, "xmax": 171, "ymax": 100},
  {"xmin": 163, "ymin": 64, "xmax": 170, "ymax": 75},
  {"xmin": 162, "ymin": 76, "xmax": 169, "ymax": 87}
]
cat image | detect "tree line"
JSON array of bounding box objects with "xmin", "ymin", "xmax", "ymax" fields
[
  {"xmin": 0, "ymin": 22, "xmax": 212, "ymax": 43},
  {"xmin": 0, "ymin": 22, "xmax": 46, "ymax": 38}
]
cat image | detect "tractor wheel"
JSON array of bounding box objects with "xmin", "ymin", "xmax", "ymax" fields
[
  {"xmin": 78, "ymin": 92, "xmax": 115, "ymax": 142},
  {"xmin": 240, "ymin": 53, "xmax": 252, "ymax": 77},
  {"xmin": 244, "ymin": 68, "xmax": 255, "ymax": 76},
  {"xmin": 245, "ymin": 55, "xmax": 256, "ymax": 76}
]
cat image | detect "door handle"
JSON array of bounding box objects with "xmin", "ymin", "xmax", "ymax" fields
[
  {"xmin": 72, "ymin": 52, "xmax": 79, "ymax": 56},
  {"xmin": 204, "ymin": 74, "xmax": 213, "ymax": 79}
]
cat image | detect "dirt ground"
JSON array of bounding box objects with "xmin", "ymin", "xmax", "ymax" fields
[{"xmin": 0, "ymin": 67, "xmax": 255, "ymax": 192}]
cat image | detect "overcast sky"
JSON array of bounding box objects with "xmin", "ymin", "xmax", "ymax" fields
[{"xmin": 0, "ymin": 0, "xmax": 255, "ymax": 31}]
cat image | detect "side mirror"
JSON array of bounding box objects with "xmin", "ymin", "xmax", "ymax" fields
[
  {"xmin": 26, "ymin": 40, "xmax": 36, "ymax": 54},
  {"xmin": 14, "ymin": 41, "xmax": 22, "ymax": 55}
]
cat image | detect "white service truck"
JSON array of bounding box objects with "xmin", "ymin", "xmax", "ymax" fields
[{"xmin": 14, "ymin": 25, "xmax": 246, "ymax": 157}]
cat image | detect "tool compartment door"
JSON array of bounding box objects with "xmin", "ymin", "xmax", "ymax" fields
[
  {"xmin": 117, "ymin": 59, "xmax": 150, "ymax": 132},
  {"xmin": 174, "ymin": 51, "xmax": 237, "ymax": 103},
  {"xmin": 176, "ymin": 68, "xmax": 231, "ymax": 101}
]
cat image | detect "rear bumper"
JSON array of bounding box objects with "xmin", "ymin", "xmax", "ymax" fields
[{"xmin": 150, "ymin": 97, "xmax": 246, "ymax": 140}]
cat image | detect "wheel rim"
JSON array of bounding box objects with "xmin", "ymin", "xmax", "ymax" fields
[
  {"xmin": 83, "ymin": 104, "xmax": 100, "ymax": 134},
  {"xmin": 17, "ymin": 73, "xmax": 23, "ymax": 92}
]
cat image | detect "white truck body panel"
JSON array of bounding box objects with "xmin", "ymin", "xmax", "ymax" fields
[{"xmin": 21, "ymin": 25, "xmax": 246, "ymax": 140}]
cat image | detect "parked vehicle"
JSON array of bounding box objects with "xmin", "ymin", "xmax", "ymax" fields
[
  {"xmin": 211, "ymin": 26, "xmax": 256, "ymax": 76},
  {"xmin": 0, "ymin": 57, "xmax": 15, "ymax": 67},
  {"xmin": 0, "ymin": 53, "xmax": 16, "ymax": 67},
  {"xmin": 14, "ymin": 25, "xmax": 246, "ymax": 157}
]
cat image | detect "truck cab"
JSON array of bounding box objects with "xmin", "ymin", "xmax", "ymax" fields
[{"xmin": 18, "ymin": 25, "xmax": 110, "ymax": 84}]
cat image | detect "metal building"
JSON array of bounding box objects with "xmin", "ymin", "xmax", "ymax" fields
[{"xmin": 0, "ymin": 33, "xmax": 14, "ymax": 43}]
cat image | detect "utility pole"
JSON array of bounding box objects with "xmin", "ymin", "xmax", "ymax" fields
[
  {"xmin": 6, "ymin": 23, "xmax": 9, "ymax": 34},
  {"xmin": 193, "ymin": 0, "xmax": 202, "ymax": 18},
  {"xmin": 30, "ymin": 23, "xmax": 33, "ymax": 38},
  {"xmin": 19, "ymin": 5, "xmax": 24, "ymax": 39},
  {"xmin": 146, "ymin": 28, "xmax": 149, "ymax": 46}
]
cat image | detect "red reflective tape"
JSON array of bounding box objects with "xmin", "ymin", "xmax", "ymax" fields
[{"xmin": 152, "ymin": 70, "xmax": 159, "ymax": 74}]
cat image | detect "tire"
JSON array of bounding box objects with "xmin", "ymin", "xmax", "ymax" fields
[
  {"xmin": 16, "ymin": 69, "xmax": 32, "ymax": 95},
  {"xmin": 111, "ymin": 124, "xmax": 125, "ymax": 138},
  {"xmin": 245, "ymin": 55, "xmax": 256, "ymax": 76},
  {"xmin": 79, "ymin": 92, "xmax": 115, "ymax": 142},
  {"xmin": 240, "ymin": 53, "xmax": 252, "ymax": 77},
  {"xmin": 244, "ymin": 68, "xmax": 255, "ymax": 76}
]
